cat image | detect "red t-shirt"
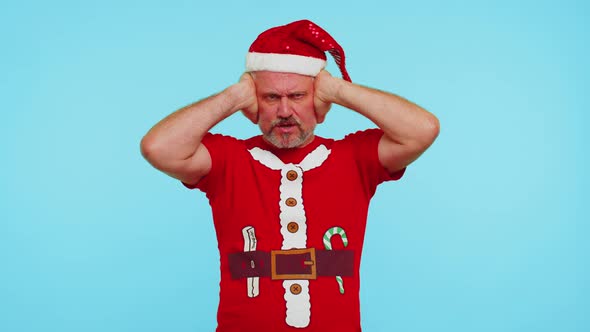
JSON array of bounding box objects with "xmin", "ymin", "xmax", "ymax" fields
[{"xmin": 184, "ymin": 128, "xmax": 404, "ymax": 332}]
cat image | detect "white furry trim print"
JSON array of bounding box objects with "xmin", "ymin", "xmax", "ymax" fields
[
  {"xmin": 279, "ymin": 166, "xmax": 307, "ymax": 248},
  {"xmin": 283, "ymin": 280, "xmax": 311, "ymax": 328},
  {"xmin": 248, "ymin": 147, "xmax": 284, "ymax": 170},
  {"xmin": 298, "ymin": 144, "xmax": 331, "ymax": 171},
  {"xmin": 248, "ymin": 144, "xmax": 331, "ymax": 328}
]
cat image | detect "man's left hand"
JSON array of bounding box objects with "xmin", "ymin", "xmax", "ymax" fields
[{"xmin": 314, "ymin": 70, "xmax": 340, "ymax": 123}]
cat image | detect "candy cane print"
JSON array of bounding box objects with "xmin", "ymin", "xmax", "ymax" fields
[{"xmin": 323, "ymin": 227, "xmax": 348, "ymax": 294}]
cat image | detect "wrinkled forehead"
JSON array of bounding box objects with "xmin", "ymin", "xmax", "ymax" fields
[{"xmin": 251, "ymin": 71, "xmax": 314, "ymax": 94}]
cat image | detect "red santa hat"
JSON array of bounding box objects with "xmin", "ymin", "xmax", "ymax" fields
[{"xmin": 246, "ymin": 20, "xmax": 351, "ymax": 82}]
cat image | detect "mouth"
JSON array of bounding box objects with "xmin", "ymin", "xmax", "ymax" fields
[
  {"xmin": 273, "ymin": 119, "xmax": 300, "ymax": 133},
  {"xmin": 275, "ymin": 125, "xmax": 297, "ymax": 134}
]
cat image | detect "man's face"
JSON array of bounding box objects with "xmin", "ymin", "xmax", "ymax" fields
[{"xmin": 253, "ymin": 71, "xmax": 317, "ymax": 149}]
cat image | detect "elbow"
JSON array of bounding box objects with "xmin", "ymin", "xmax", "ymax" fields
[
  {"xmin": 427, "ymin": 113, "xmax": 440, "ymax": 142},
  {"xmin": 416, "ymin": 113, "xmax": 440, "ymax": 150},
  {"xmin": 140, "ymin": 134, "xmax": 161, "ymax": 166},
  {"xmin": 140, "ymin": 135, "xmax": 173, "ymax": 172},
  {"xmin": 140, "ymin": 135, "xmax": 151, "ymax": 159}
]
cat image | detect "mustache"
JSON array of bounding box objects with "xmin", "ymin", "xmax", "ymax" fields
[{"xmin": 271, "ymin": 117, "xmax": 301, "ymax": 127}]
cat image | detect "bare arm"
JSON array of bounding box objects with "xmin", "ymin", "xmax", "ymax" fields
[
  {"xmin": 140, "ymin": 74, "xmax": 257, "ymax": 185},
  {"xmin": 314, "ymin": 71, "xmax": 440, "ymax": 173}
]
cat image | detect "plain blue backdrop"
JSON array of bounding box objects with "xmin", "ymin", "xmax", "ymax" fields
[{"xmin": 1, "ymin": 0, "xmax": 588, "ymax": 331}]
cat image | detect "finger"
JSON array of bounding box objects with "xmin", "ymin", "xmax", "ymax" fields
[
  {"xmin": 239, "ymin": 72, "xmax": 254, "ymax": 83},
  {"xmin": 317, "ymin": 69, "xmax": 331, "ymax": 79}
]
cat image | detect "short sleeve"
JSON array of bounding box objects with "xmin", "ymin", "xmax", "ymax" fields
[
  {"xmin": 340, "ymin": 128, "xmax": 406, "ymax": 195},
  {"xmin": 181, "ymin": 133, "xmax": 242, "ymax": 196}
]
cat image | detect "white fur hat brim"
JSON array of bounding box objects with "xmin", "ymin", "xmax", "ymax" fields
[{"xmin": 246, "ymin": 52, "xmax": 326, "ymax": 76}]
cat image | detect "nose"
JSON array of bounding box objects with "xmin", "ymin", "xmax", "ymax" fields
[{"xmin": 277, "ymin": 96, "xmax": 293, "ymax": 117}]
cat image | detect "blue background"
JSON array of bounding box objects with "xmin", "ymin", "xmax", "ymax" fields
[{"xmin": 1, "ymin": 0, "xmax": 588, "ymax": 331}]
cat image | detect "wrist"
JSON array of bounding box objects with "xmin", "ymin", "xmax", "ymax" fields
[
  {"xmin": 319, "ymin": 75, "xmax": 345, "ymax": 104},
  {"xmin": 330, "ymin": 76, "xmax": 347, "ymax": 103},
  {"xmin": 223, "ymin": 82, "xmax": 249, "ymax": 114}
]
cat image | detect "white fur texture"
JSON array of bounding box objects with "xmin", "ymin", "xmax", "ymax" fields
[{"xmin": 246, "ymin": 52, "xmax": 326, "ymax": 76}]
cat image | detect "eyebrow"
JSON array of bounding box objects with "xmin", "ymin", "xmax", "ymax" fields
[{"xmin": 261, "ymin": 90, "xmax": 308, "ymax": 97}]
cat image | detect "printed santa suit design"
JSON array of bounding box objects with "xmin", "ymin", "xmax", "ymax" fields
[
  {"xmin": 184, "ymin": 129, "xmax": 404, "ymax": 332},
  {"xmin": 247, "ymin": 143, "xmax": 330, "ymax": 328}
]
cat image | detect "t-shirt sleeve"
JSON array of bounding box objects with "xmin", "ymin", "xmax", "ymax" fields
[
  {"xmin": 342, "ymin": 128, "xmax": 406, "ymax": 195},
  {"xmin": 181, "ymin": 133, "xmax": 239, "ymax": 197}
]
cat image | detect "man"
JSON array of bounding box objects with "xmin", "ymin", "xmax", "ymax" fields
[{"xmin": 141, "ymin": 20, "xmax": 439, "ymax": 332}]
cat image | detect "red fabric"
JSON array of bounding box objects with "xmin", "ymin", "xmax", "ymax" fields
[
  {"xmin": 249, "ymin": 20, "xmax": 328, "ymax": 60},
  {"xmin": 248, "ymin": 20, "xmax": 351, "ymax": 82},
  {"xmin": 184, "ymin": 129, "xmax": 404, "ymax": 332}
]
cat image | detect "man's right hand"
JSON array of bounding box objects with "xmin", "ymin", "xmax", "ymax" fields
[
  {"xmin": 141, "ymin": 73, "xmax": 259, "ymax": 186},
  {"xmin": 235, "ymin": 73, "xmax": 258, "ymax": 124}
]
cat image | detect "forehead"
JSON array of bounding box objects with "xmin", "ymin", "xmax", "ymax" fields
[{"xmin": 252, "ymin": 71, "xmax": 314, "ymax": 93}]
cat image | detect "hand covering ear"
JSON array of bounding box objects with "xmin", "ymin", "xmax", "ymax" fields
[
  {"xmin": 314, "ymin": 70, "xmax": 335, "ymax": 124},
  {"xmin": 238, "ymin": 73, "xmax": 259, "ymax": 124}
]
